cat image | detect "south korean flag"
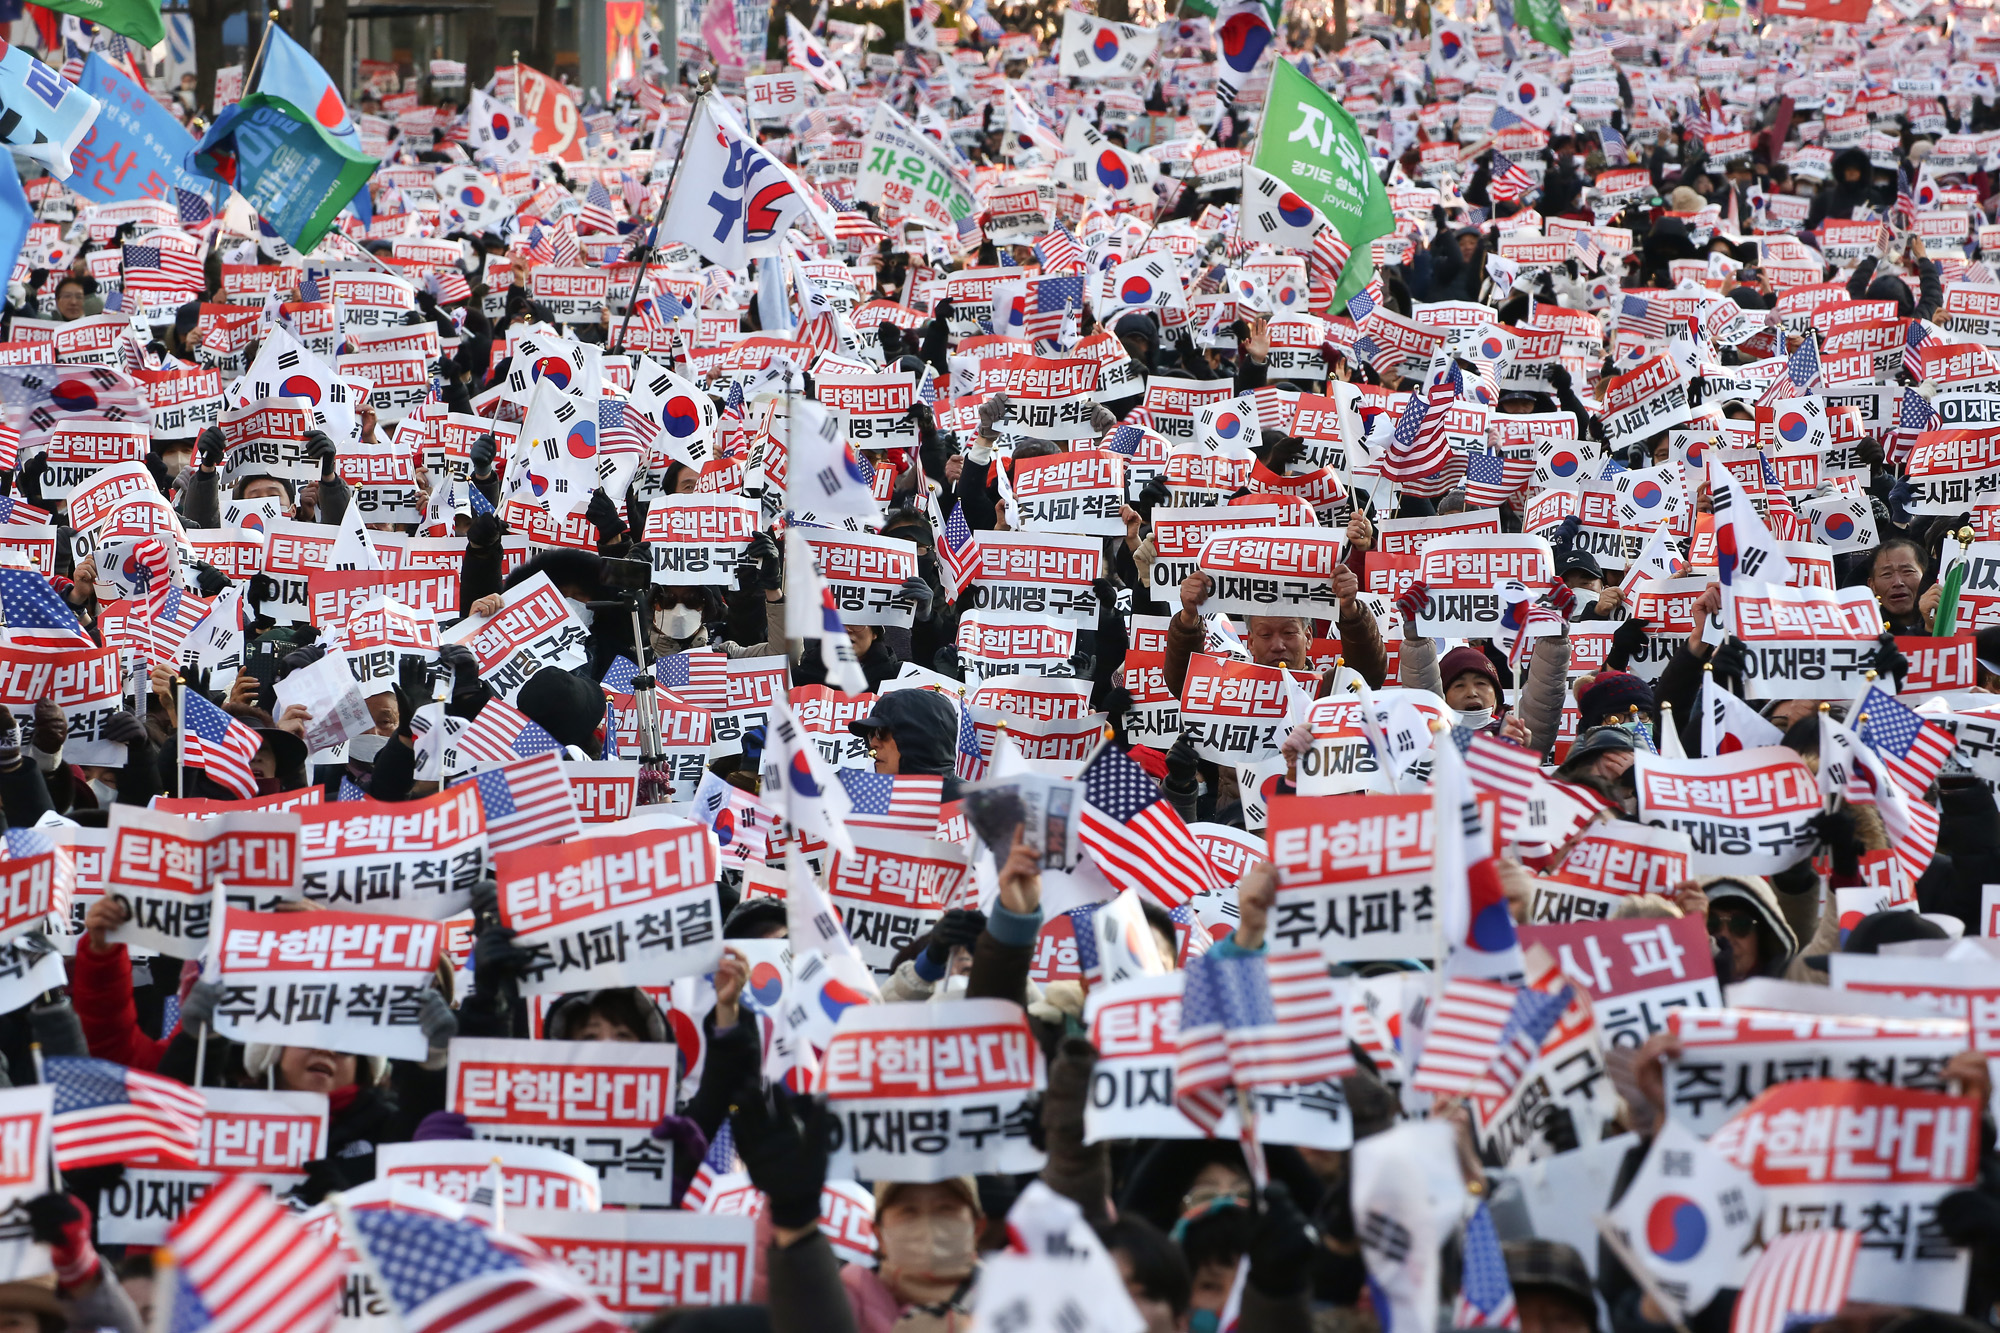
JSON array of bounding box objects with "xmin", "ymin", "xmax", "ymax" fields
[
  {"xmin": 228, "ymin": 327, "xmax": 358, "ymax": 445},
  {"xmin": 1097, "ymin": 254, "xmax": 1187, "ymax": 318},
  {"xmin": 1798, "ymin": 490, "xmax": 1879, "ymax": 555},
  {"xmin": 1059, "ymin": 10, "xmax": 1160, "ymax": 79},
  {"xmin": 1240, "ymin": 166, "xmax": 1329, "ymax": 251},
  {"xmin": 507, "ymin": 380, "xmax": 600, "ymax": 521},
  {"xmin": 465, "ymin": 88, "xmax": 531, "ymax": 163},
  {"xmin": 506, "ymin": 332, "xmax": 597, "ymax": 404}
]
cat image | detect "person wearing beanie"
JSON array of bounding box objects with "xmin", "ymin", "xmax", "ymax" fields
[
  {"xmin": 1574, "ymin": 669, "xmax": 1658, "ymax": 733},
  {"xmin": 1393, "ymin": 579, "xmax": 1571, "ymax": 755},
  {"xmin": 517, "ymin": 667, "xmax": 611, "ymax": 756}
]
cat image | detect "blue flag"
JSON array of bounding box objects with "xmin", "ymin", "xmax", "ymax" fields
[
  {"xmin": 190, "ymin": 92, "xmax": 376, "ymax": 253},
  {"xmin": 0, "ymin": 37, "xmax": 101, "ymax": 181},
  {"xmin": 0, "ymin": 155, "xmax": 27, "ymax": 288},
  {"xmin": 255, "ymin": 24, "xmax": 370, "ymax": 223},
  {"xmin": 68, "ymin": 54, "xmax": 217, "ymax": 208}
]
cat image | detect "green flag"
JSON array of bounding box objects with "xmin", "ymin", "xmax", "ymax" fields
[
  {"xmin": 1251, "ymin": 60, "xmax": 1394, "ymax": 313},
  {"xmin": 1180, "ymin": 0, "xmax": 1218, "ymax": 14},
  {"xmin": 36, "ymin": 0, "xmax": 163, "ymax": 50},
  {"xmin": 191, "ymin": 92, "xmax": 377, "ymax": 254},
  {"xmin": 1516, "ymin": 0, "xmax": 1572, "ymax": 54}
]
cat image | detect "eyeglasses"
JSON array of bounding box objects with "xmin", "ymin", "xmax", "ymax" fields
[{"xmin": 1709, "ymin": 911, "xmax": 1759, "ymax": 938}]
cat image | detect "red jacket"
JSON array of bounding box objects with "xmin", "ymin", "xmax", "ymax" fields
[{"xmin": 71, "ymin": 942, "xmax": 171, "ymax": 1072}]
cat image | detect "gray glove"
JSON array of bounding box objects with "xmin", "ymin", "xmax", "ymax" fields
[
  {"xmin": 27, "ymin": 997, "xmax": 85, "ymax": 1058},
  {"xmin": 178, "ymin": 976, "xmax": 225, "ymax": 1032},
  {"xmin": 976, "ymin": 393, "xmax": 1012, "ymax": 436},
  {"xmin": 419, "ymin": 988, "xmax": 458, "ymax": 1052}
]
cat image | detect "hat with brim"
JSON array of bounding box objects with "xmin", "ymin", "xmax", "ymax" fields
[{"xmin": 255, "ymin": 726, "xmax": 308, "ymax": 773}]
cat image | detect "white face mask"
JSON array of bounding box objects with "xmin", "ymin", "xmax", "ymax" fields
[
  {"xmin": 656, "ymin": 606, "xmax": 702, "ymax": 640},
  {"xmin": 88, "ymin": 778, "xmax": 117, "ymax": 808},
  {"xmin": 564, "ymin": 597, "xmax": 594, "ymax": 629},
  {"xmin": 1452, "ymin": 707, "xmax": 1493, "ymax": 731}
]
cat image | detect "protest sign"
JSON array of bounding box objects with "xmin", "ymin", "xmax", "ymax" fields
[
  {"xmin": 956, "ymin": 612, "xmax": 1078, "ymax": 681},
  {"xmin": 495, "ymin": 823, "xmax": 723, "ymax": 993},
  {"xmin": 0, "ymin": 647, "xmax": 127, "ymax": 765},
  {"xmin": 97, "ymin": 1088, "xmax": 324, "ymax": 1246},
  {"xmin": 1083, "ymin": 972, "xmax": 1354, "ymax": 1148},
  {"xmin": 1147, "ymin": 505, "xmax": 1308, "ymax": 597},
  {"xmin": 1529, "ymin": 822, "xmax": 1695, "ymax": 922},
  {"xmin": 826, "ymin": 829, "xmax": 972, "ymax": 976},
  {"xmin": 211, "ymin": 906, "xmax": 442, "ymax": 1060},
  {"xmin": 1520, "ymin": 915, "xmax": 1721, "ymax": 1048},
  {"xmin": 799, "ymin": 530, "xmax": 921, "ymax": 629},
  {"xmin": 1194, "ymin": 528, "xmax": 1345, "ymax": 620},
  {"xmin": 515, "ymin": 1209, "xmax": 758, "ymax": 1314},
  {"xmin": 1633, "ymin": 747, "xmax": 1821, "ymax": 876},
  {"xmin": 1664, "ymin": 1007, "xmax": 1969, "ymax": 1136},
  {"xmin": 1267, "ymin": 794, "xmax": 1438, "ymax": 963},
  {"xmin": 1011, "ymin": 450, "xmax": 1125, "ymax": 535},
  {"xmin": 450, "ymin": 1036, "xmax": 678, "ymax": 1205},
  {"xmin": 297, "ymin": 785, "xmax": 487, "ymax": 919},
  {"xmin": 819, "ymin": 998, "xmax": 1046, "ymax": 1181},
  {"xmin": 1414, "ymin": 534, "xmax": 1559, "ymax": 639},
  {"xmin": 42, "ymin": 422, "xmax": 148, "ymax": 498},
  {"xmin": 961, "ymin": 531, "xmax": 1103, "ymax": 623},
  {"xmin": 439, "ymin": 573, "xmax": 591, "ymax": 701},
  {"xmin": 103, "ymin": 807, "xmax": 300, "ymax": 957},
  {"xmin": 1728, "ymin": 581, "xmax": 1886, "ymax": 698},
  {"xmin": 1178, "ymin": 654, "xmax": 1319, "ymax": 763},
  {"xmin": 376, "ymin": 1140, "xmax": 602, "ymax": 1213}
]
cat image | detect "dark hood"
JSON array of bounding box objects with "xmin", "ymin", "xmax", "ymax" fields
[
  {"xmin": 1831, "ymin": 147, "xmax": 1874, "ymax": 196},
  {"xmin": 855, "ymin": 688, "xmax": 962, "ymax": 788}
]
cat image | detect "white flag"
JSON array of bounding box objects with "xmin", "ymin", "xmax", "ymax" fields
[
  {"xmin": 1058, "ymin": 10, "xmax": 1160, "ymax": 79},
  {"xmin": 1606, "ymin": 1119, "xmax": 1762, "ymax": 1319},
  {"xmin": 783, "ymin": 397, "xmax": 883, "ymax": 527},
  {"xmin": 784, "ymin": 529, "xmax": 868, "ymax": 695},
  {"xmin": 1700, "ymin": 675, "xmax": 1784, "ymax": 758},
  {"xmin": 759, "ymin": 697, "xmax": 856, "ymax": 857}
]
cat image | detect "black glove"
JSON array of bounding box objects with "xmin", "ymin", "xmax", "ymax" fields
[
  {"xmin": 585, "ymin": 489, "xmax": 625, "ymax": 542},
  {"xmin": 1709, "ymin": 635, "xmax": 1749, "ymax": 682},
  {"xmin": 471, "ymin": 924, "xmax": 534, "ymax": 992},
  {"xmin": 470, "ymin": 433, "xmax": 498, "ymax": 476},
  {"xmin": 1605, "ymin": 617, "xmax": 1651, "ymax": 672},
  {"xmin": 467, "ymin": 512, "xmax": 504, "ymax": 548},
  {"xmin": 1549, "ymin": 514, "xmax": 1583, "ymax": 557},
  {"xmin": 1547, "ymin": 364, "xmax": 1573, "ymax": 393},
  {"xmin": 925, "ymin": 909, "xmax": 986, "ymax": 963},
  {"xmin": 17, "ymin": 457, "xmax": 47, "ymax": 504},
  {"xmin": 1807, "ymin": 809, "xmax": 1863, "ymax": 877},
  {"xmin": 877, "ymin": 323, "xmax": 905, "ymax": 360},
  {"xmin": 294, "ymin": 1158, "xmax": 350, "ymax": 1206},
  {"xmin": 301, "ymin": 430, "xmax": 338, "ymax": 478},
  {"xmin": 1164, "ymin": 730, "xmax": 1199, "ymax": 794},
  {"xmin": 190, "ymin": 562, "xmax": 230, "ymax": 598},
  {"xmin": 730, "ymin": 1080, "xmax": 831, "ymax": 1230},
  {"xmin": 22, "ymin": 1191, "xmax": 82, "ymax": 1248},
  {"xmin": 280, "ymin": 643, "xmax": 328, "ymax": 677},
  {"xmin": 102, "ymin": 710, "xmax": 146, "ymax": 747},
  {"xmin": 197, "ymin": 425, "xmax": 226, "ymax": 469},
  {"xmin": 895, "ymin": 576, "xmax": 934, "ymax": 619},
  {"xmin": 1260, "ymin": 435, "xmax": 1307, "ymax": 472},
  {"xmin": 248, "ymin": 573, "xmax": 279, "ymax": 609},
  {"xmin": 740, "ymin": 530, "xmax": 781, "ymax": 592},
  {"xmin": 1870, "ymin": 630, "xmax": 1909, "ymax": 686},
  {"xmin": 1247, "ymin": 1182, "xmax": 1317, "ymax": 1297},
  {"xmin": 1136, "ymin": 474, "xmax": 1171, "ymax": 517},
  {"xmin": 438, "ymin": 643, "xmax": 481, "ymax": 695}
]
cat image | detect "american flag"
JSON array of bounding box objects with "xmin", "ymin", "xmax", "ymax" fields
[
  {"xmin": 46, "ymin": 1054, "xmax": 205, "ymax": 1170},
  {"xmin": 1731, "ymin": 1229, "xmax": 1859, "ymax": 1333},
  {"xmin": 657, "ymin": 649, "xmax": 731, "ymax": 710},
  {"xmin": 183, "ymin": 692, "xmax": 262, "ymax": 800},
  {"xmin": 955, "ymin": 697, "xmax": 985, "ymax": 782},
  {"xmin": 429, "ymin": 270, "xmax": 473, "ymax": 305},
  {"xmin": 602, "ymin": 655, "xmax": 640, "ymax": 695},
  {"xmin": 526, "ymin": 219, "xmax": 583, "ymax": 266},
  {"xmin": 578, "ymin": 181, "xmax": 618, "ymax": 235},
  {"xmin": 837, "ymin": 770, "xmax": 944, "ymax": 833},
  {"xmin": 1410, "ymin": 978, "xmax": 1529, "ymax": 1096},
  {"xmin": 122, "ymin": 243, "xmax": 200, "ymax": 297},
  {"xmin": 174, "ymin": 186, "xmax": 216, "ymax": 228},
  {"xmin": 1891, "ymin": 386, "xmax": 1939, "ymax": 466},
  {"xmin": 1079, "ymin": 742, "xmax": 1221, "ymax": 910},
  {"xmin": 338, "ymin": 776, "xmax": 369, "ymax": 801},
  {"xmin": 1174, "ymin": 947, "xmax": 1354, "ymax": 1135},
  {"xmin": 1310, "ymin": 227, "xmax": 1353, "ymax": 285},
  {"xmin": 1381, "ymin": 361, "xmax": 1458, "ymax": 484},
  {"xmin": 164, "ymin": 1177, "xmax": 342, "ymax": 1333},
  {"xmin": 1033, "ymin": 224, "xmax": 1085, "ymax": 272},
  {"xmin": 1853, "ymin": 683, "xmax": 1957, "ymax": 796},
  {"xmin": 1346, "ymin": 276, "xmax": 1384, "ymax": 324},
  {"xmin": 1599, "ymin": 123, "xmax": 1628, "ymax": 165},
  {"xmin": 1620, "ymin": 294, "xmax": 1669, "ymax": 341},
  {"xmin": 1894, "ymin": 167, "xmax": 1916, "ymax": 227},
  {"xmin": 1490, "ymin": 106, "xmax": 1526, "ymax": 130},
  {"xmin": 1785, "ymin": 330, "xmax": 1821, "ymax": 393},
  {"xmin": 1463, "ymin": 734, "xmax": 1544, "ymax": 842},
  {"xmin": 940, "ymin": 500, "xmax": 979, "ymax": 600},
  {"xmin": 1482, "ymin": 979, "xmax": 1574, "ymax": 1096},
  {"xmin": 1461, "ymin": 451, "xmax": 1533, "ymax": 508},
  {"xmin": 455, "ymin": 697, "xmax": 563, "ymax": 764},
  {"xmin": 1452, "ymin": 1202, "xmax": 1520, "ymax": 1329},
  {"xmin": 599, "ymin": 397, "xmax": 660, "ymax": 461},
  {"xmin": 470, "ymin": 752, "xmax": 582, "ymax": 852},
  {"xmin": 1903, "ymin": 319, "xmax": 1931, "ymax": 381},
  {"xmin": 1489, "ymin": 153, "xmax": 1537, "ymax": 203},
  {"xmin": 1027, "ymin": 272, "xmax": 1085, "ymax": 344},
  {"xmin": 344, "ymin": 1205, "xmax": 623, "ymax": 1333},
  {"xmin": 682, "ymin": 1118, "xmax": 743, "ymax": 1210},
  {"xmin": 0, "ymin": 570, "xmax": 92, "ymax": 651}
]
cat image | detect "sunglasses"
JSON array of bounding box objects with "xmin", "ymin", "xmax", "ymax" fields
[{"xmin": 1709, "ymin": 911, "xmax": 1759, "ymax": 938}]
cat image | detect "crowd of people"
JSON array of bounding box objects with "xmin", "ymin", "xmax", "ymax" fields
[{"xmin": 1, "ymin": 0, "xmax": 1999, "ymax": 1330}]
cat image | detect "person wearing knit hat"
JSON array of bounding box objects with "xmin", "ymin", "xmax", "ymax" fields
[
  {"xmin": 1575, "ymin": 669, "xmax": 1657, "ymax": 732},
  {"xmin": 1394, "ymin": 583, "xmax": 1573, "ymax": 756}
]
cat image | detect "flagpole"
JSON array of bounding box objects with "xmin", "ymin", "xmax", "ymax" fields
[
  {"xmin": 244, "ymin": 10, "xmax": 280, "ymax": 97},
  {"xmin": 612, "ymin": 70, "xmax": 713, "ymax": 356},
  {"xmin": 174, "ymin": 674, "xmax": 185, "ymax": 800}
]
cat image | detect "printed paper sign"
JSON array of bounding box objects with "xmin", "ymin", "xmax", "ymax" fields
[
  {"xmin": 818, "ymin": 998, "xmax": 1046, "ymax": 1181},
  {"xmin": 211, "ymin": 906, "xmax": 443, "ymax": 1060},
  {"xmin": 826, "ymin": 828, "xmax": 971, "ymax": 975},
  {"xmin": 450, "ymin": 1037, "xmax": 678, "ymax": 1206},
  {"xmin": 0, "ymin": 648, "xmax": 128, "ymax": 765},
  {"xmin": 97, "ymin": 1088, "xmax": 324, "ymax": 1246},
  {"xmin": 376, "ymin": 1140, "xmax": 602, "ymax": 1213},
  {"xmin": 1519, "ymin": 915, "xmax": 1720, "ymax": 1048},
  {"xmin": 1267, "ymin": 794, "xmax": 1437, "ymax": 963},
  {"xmin": 962, "ymin": 532, "xmax": 1103, "ymax": 623},
  {"xmin": 1634, "ymin": 747, "xmax": 1821, "ymax": 876},
  {"xmin": 439, "ymin": 572, "xmax": 590, "ymax": 702},
  {"xmin": 495, "ymin": 823, "xmax": 723, "ymax": 993},
  {"xmin": 515, "ymin": 1209, "xmax": 758, "ymax": 1314},
  {"xmin": 297, "ymin": 785, "xmax": 487, "ymax": 920},
  {"xmin": 641, "ymin": 496, "xmax": 759, "ymax": 586},
  {"xmin": 104, "ymin": 807, "xmax": 302, "ymax": 957},
  {"xmin": 1178, "ymin": 653, "xmax": 1318, "ymax": 763}
]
